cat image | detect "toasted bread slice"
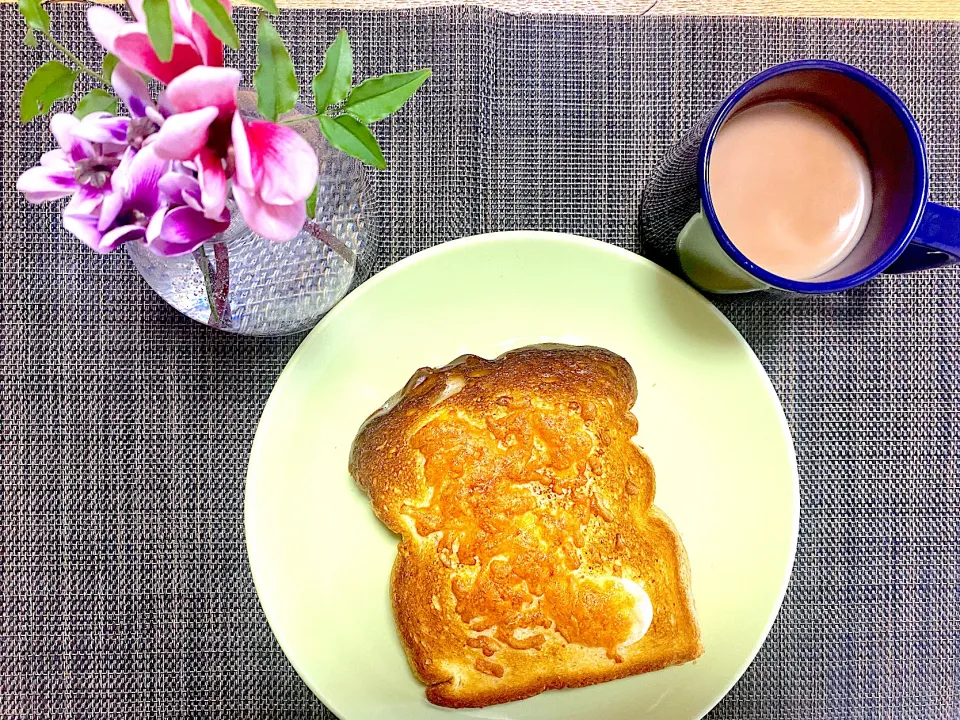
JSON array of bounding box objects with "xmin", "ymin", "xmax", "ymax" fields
[{"xmin": 349, "ymin": 345, "xmax": 702, "ymax": 708}]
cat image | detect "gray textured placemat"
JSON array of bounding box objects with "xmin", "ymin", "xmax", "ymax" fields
[{"xmin": 2, "ymin": 5, "xmax": 959, "ymax": 719}]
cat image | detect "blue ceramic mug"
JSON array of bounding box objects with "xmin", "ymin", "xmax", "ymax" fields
[{"xmin": 641, "ymin": 59, "xmax": 960, "ymax": 294}]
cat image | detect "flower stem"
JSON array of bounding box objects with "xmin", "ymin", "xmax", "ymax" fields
[
  {"xmin": 212, "ymin": 243, "xmax": 231, "ymax": 325},
  {"xmin": 193, "ymin": 247, "xmax": 221, "ymax": 326},
  {"xmin": 279, "ymin": 112, "xmax": 326, "ymax": 126},
  {"xmin": 304, "ymin": 220, "xmax": 356, "ymax": 265},
  {"xmin": 43, "ymin": 31, "xmax": 109, "ymax": 86}
]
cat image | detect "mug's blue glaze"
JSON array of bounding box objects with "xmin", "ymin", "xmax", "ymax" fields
[{"xmin": 885, "ymin": 201, "xmax": 960, "ymax": 273}]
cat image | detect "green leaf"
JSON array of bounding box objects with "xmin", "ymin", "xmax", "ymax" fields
[
  {"xmin": 254, "ymin": 14, "xmax": 297, "ymax": 122},
  {"xmin": 24, "ymin": 26, "xmax": 38, "ymax": 47},
  {"xmin": 75, "ymin": 89, "xmax": 119, "ymax": 119},
  {"xmin": 319, "ymin": 115, "xmax": 385, "ymax": 170},
  {"xmin": 143, "ymin": 0, "xmax": 174, "ymax": 63},
  {"xmin": 343, "ymin": 69, "xmax": 431, "ymax": 124},
  {"xmin": 246, "ymin": 0, "xmax": 278, "ymax": 13},
  {"xmin": 102, "ymin": 54, "xmax": 120, "ymax": 82},
  {"xmin": 20, "ymin": 61, "xmax": 77, "ymax": 123},
  {"xmin": 17, "ymin": 0, "xmax": 49, "ymax": 32},
  {"xmin": 190, "ymin": 0, "xmax": 240, "ymax": 50},
  {"xmin": 312, "ymin": 29, "xmax": 352, "ymax": 112},
  {"xmin": 305, "ymin": 182, "xmax": 318, "ymax": 219}
]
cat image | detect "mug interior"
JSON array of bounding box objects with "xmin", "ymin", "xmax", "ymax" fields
[{"xmin": 702, "ymin": 63, "xmax": 927, "ymax": 289}]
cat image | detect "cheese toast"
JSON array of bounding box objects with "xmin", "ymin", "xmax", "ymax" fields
[{"xmin": 348, "ymin": 344, "xmax": 702, "ymax": 707}]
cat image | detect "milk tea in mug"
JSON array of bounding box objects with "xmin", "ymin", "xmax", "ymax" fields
[{"xmin": 708, "ymin": 100, "xmax": 873, "ymax": 281}]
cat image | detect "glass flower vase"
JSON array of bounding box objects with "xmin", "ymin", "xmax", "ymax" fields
[{"xmin": 126, "ymin": 99, "xmax": 377, "ymax": 336}]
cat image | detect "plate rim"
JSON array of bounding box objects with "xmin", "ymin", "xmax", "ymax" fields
[{"xmin": 244, "ymin": 230, "xmax": 800, "ymax": 719}]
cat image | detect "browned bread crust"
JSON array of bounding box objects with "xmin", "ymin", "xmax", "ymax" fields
[{"xmin": 349, "ymin": 345, "xmax": 702, "ymax": 708}]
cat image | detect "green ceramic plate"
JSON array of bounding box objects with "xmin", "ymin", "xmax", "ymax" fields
[{"xmin": 245, "ymin": 231, "xmax": 798, "ymax": 720}]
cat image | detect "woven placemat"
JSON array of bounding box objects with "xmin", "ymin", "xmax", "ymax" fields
[{"xmin": 2, "ymin": 5, "xmax": 959, "ymax": 719}]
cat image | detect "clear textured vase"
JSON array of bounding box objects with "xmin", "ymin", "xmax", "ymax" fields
[{"xmin": 126, "ymin": 97, "xmax": 377, "ymax": 336}]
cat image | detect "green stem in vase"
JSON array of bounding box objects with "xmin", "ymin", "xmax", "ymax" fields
[
  {"xmin": 193, "ymin": 246, "xmax": 221, "ymax": 326},
  {"xmin": 304, "ymin": 220, "xmax": 356, "ymax": 265},
  {"xmin": 212, "ymin": 243, "xmax": 231, "ymax": 325}
]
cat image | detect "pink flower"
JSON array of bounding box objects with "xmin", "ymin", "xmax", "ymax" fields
[
  {"xmin": 148, "ymin": 65, "xmax": 319, "ymax": 242},
  {"xmin": 86, "ymin": 0, "xmax": 230, "ymax": 84},
  {"xmin": 231, "ymin": 114, "xmax": 319, "ymax": 242},
  {"xmin": 149, "ymin": 66, "xmax": 241, "ymax": 220}
]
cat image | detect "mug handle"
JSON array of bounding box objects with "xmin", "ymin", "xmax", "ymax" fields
[{"xmin": 884, "ymin": 203, "xmax": 960, "ymax": 274}]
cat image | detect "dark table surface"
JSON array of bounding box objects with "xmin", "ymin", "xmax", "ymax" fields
[{"xmin": 2, "ymin": 5, "xmax": 959, "ymax": 718}]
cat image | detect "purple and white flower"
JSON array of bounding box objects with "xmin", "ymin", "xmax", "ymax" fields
[
  {"xmin": 16, "ymin": 112, "xmax": 125, "ymax": 205},
  {"xmin": 62, "ymin": 144, "xmax": 230, "ymax": 256},
  {"xmin": 17, "ymin": 61, "xmax": 232, "ymax": 257}
]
